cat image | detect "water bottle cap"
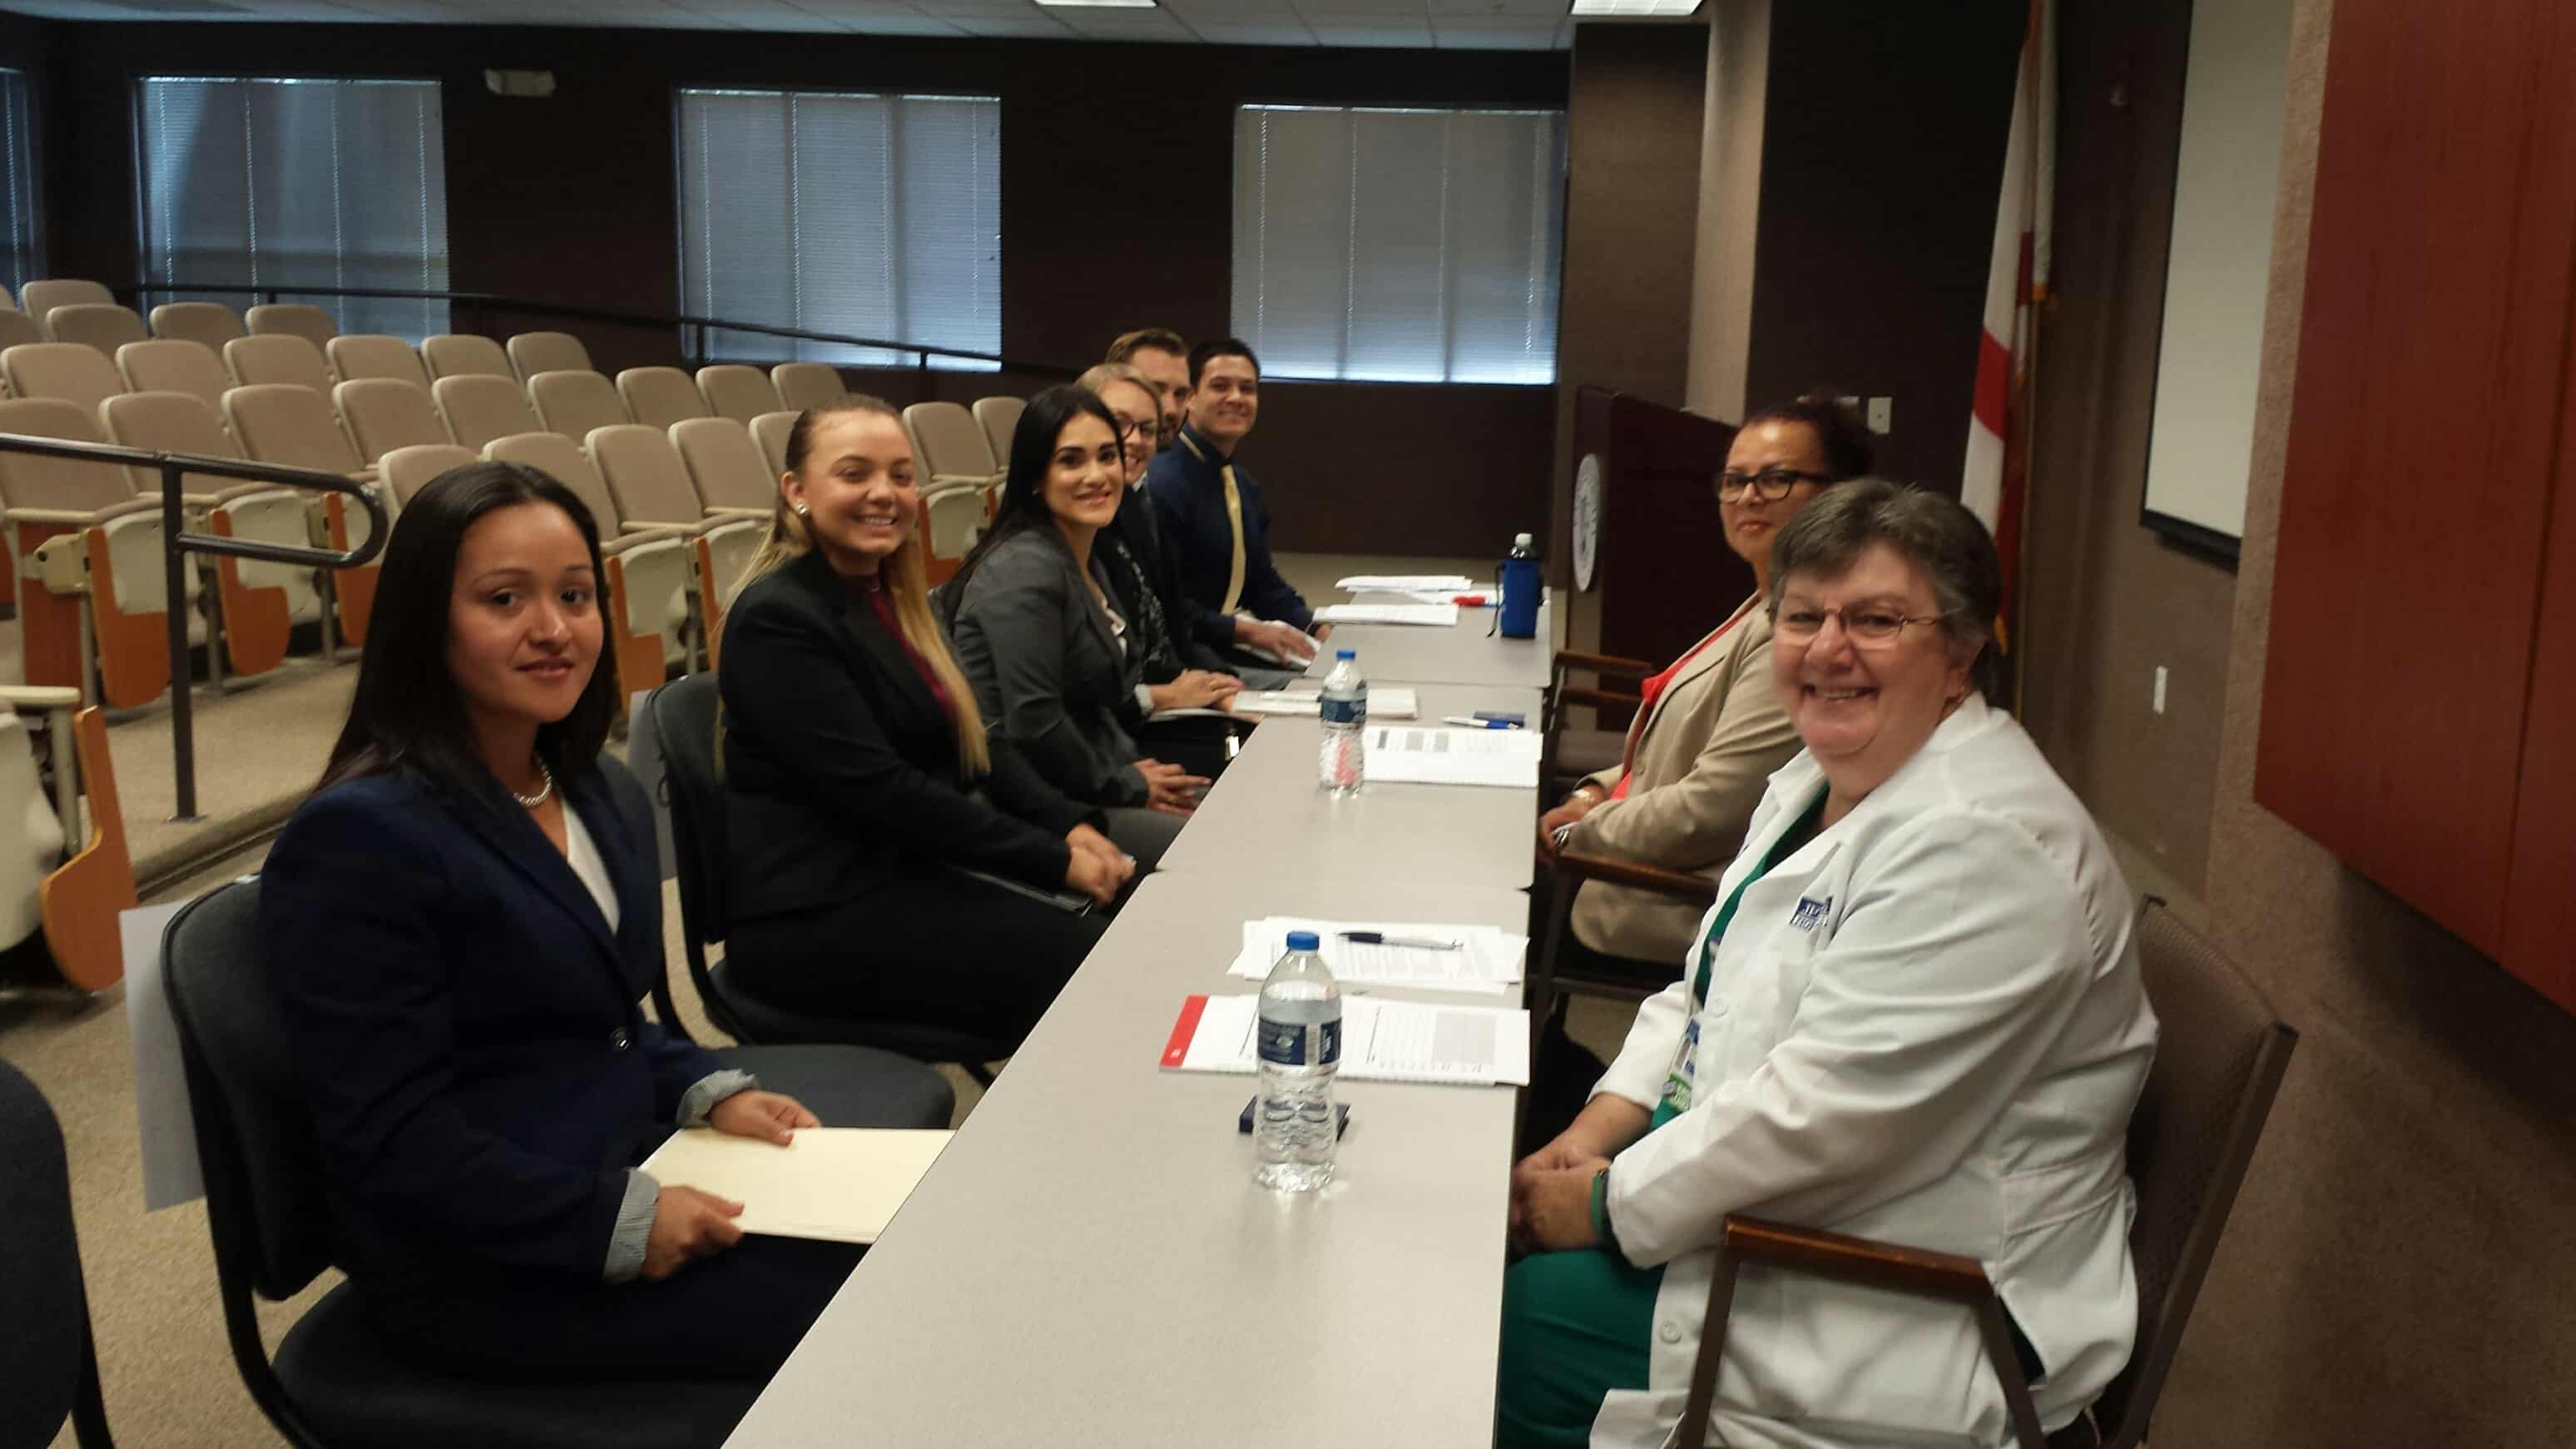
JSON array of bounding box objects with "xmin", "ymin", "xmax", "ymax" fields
[
  {"xmin": 1285, "ymin": 930, "xmax": 1320, "ymax": 951},
  {"xmin": 1514, "ymin": 532, "xmax": 1533, "ymax": 546},
  {"xmin": 1335, "ymin": 648, "xmax": 1355, "ymax": 659}
]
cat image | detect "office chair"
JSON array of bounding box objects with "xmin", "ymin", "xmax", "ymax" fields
[{"xmin": 0, "ymin": 1058, "xmax": 116, "ymax": 1449}]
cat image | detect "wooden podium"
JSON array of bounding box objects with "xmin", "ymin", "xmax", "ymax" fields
[{"xmin": 1563, "ymin": 385, "xmax": 1747, "ymax": 674}]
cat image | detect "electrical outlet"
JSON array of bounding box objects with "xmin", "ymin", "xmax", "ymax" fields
[
  {"xmin": 1866, "ymin": 396, "xmax": 1893, "ymax": 434},
  {"xmin": 2152, "ymin": 666, "xmax": 2167, "ymax": 715}
]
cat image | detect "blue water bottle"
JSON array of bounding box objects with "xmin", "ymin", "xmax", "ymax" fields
[{"xmin": 1499, "ymin": 532, "xmax": 1540, "ymax": 639}]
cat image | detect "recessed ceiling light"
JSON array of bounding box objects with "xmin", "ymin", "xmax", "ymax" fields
[
  {"xmin": 1568, "ymin": 0, "xmax": 1700, "ymax": 15},
  {"xmin": 1033, "ymin": 0, "xmax": 1157, "ymax": 7}
]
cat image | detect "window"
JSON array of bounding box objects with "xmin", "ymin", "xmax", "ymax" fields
[
  {"xmin": 0, "ymin": 69, "xmax": 35, "ymax": 305},
  {"xmin": 138, "ymin": 77, "xmax": 450, "ymax": 340},
  {"xmin": 1233, "ymin": 104, "xmax": 1565, "ymax": 385},
  {"xmin": 677, "ymin": 88, "xmax": 1000, "ymax": 370}
]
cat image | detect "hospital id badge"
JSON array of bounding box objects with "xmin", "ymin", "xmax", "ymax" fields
[{"xmin": 1657, "ymin": 1015, "xmax": 1701, "ymax": 1116}]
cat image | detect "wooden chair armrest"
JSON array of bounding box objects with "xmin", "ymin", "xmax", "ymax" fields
[
  {"xmin": 1554, "ymin": 649, "xmax": 1656, "ymax": 678},
  {"xmin": 1720, "ymin": 1214, "xmax": 1995, "ymax": 1301},
  {"xmin": 1559, "ymin": 686, "xmax": 1643, "ymax": 711},
  {"xmin": 1553, "ymin": 851, "xmax": 1720, "ymax": 906}
]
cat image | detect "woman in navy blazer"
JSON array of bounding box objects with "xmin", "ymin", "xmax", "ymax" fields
[{"xmin": 262, "ymin": 461, "xmax": 859, "ymax": 1382}]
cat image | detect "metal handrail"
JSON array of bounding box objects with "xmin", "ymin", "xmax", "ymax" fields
[
  {"xmin": 0, "ymin": 429, "xmax": 389, "ymax": 821},
  {"xmin": 123, "ymin": 280, "xmax": 1079, "ymax": 380}
]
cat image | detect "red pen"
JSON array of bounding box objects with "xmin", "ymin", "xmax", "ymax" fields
[{"xmin": 1451, "ymin": 593, "xmax": 1493, "ymax": 606}]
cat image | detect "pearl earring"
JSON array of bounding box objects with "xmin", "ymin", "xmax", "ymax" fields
[{"xmin": 794, "ymin": 504, "xmax": 810, "ymax": 518}]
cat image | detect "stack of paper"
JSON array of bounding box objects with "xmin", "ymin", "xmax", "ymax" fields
[
  {"xmin": 1230, "ymin": 687, "xmax": 1419, "ymax": 719},
  {"xmin": 1229, "ymin": 916, "xmax": 1527, "ymax": 994},
  {"xmin": 639, "ymin": 1128, "xmax": 954, "ymax": 1244},
  {"xmin": 1311, "ymin": 603, "xmax": 1462, "ymax": 628},
  {"xmin": 1160, "ymin": 994, "xmax": 1531, "ymax": 1086},
  {"xmin": 1337, "ymin": 573, "xmax": 1474, "ymax": 593},
  {"xmin": 1362, "ymin": 725, "xmax": 1543, "ymax": 787}
]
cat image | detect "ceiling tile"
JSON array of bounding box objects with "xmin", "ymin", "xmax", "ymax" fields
[
  {"xmin": 1301, "ymin": 21, "xmax": 1434, "ymax": 45},
  {"xmin": 949, "ymin": 12, "xmax": 1071, "ymax": 32},
  {"xmin": 1189, "ymin": 20, "xmax": 1314, "ymax": 41},
  {"xmin": 1425, "ymin": 0, "xmax": 1561, "ymax": 12}
]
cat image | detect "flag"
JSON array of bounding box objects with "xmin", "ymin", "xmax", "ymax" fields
[{"xmin": 1964, "ymin": 0, "xmax": 2053, "ymax": 655}]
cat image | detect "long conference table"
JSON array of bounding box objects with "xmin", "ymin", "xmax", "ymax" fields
[{"xmin": 726, "ymin": 603, "xmax": 1553, "ymax": 1447}]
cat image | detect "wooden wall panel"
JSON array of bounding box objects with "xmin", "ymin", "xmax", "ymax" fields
[
  {"xmin": 2502, "ymin": 360, "xmax": 2576, "ymax": 1010},
  {"xmin": 2253, "ymin": 0, "xmax": 2576, "ymax": 956}
]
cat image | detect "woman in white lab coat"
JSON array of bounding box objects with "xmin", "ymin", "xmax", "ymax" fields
[{"xmin": 1498, "ymin": 479, "xmax": 2160, "ymax": 1449}]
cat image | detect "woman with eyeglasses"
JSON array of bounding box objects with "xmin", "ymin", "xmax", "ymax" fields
[
  {"xmin": 1500, "ymin": 480, "xmax": 2158, "ymax": 1449},
  {"xmin": 1535, "ymin": 392, "xmax": 1873, "ymax": 973}
]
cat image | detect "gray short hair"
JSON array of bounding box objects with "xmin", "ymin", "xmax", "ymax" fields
[{"xmin": 1765, "ymin": 478, "xmax": 2004, "ymax": 698}]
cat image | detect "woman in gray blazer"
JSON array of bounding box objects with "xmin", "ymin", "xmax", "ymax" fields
[{"xmin": 942, "ymin": 386, "xmax": 1209, "ymax": 869}]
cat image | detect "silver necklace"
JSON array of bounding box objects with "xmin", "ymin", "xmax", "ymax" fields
[{"xmin": 513, "ymin": 757, "xmax": 556, "ymax": 810}]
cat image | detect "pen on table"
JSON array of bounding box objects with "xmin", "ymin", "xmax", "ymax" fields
[
  {"xmin": 1449, "ymin": 593, "xmax": 1493, "ymax": 606},
  {"xmin": 1440, "ymin": 716, "xmax": 1522, "ymax": 729},
  {"xmin": 1340, "ymin": 931, "xmax": 1464, "ymax": 950}
]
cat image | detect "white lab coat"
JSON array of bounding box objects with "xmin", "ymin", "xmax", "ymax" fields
[{"xmin": 1588, "ymin": 697, "xmax": 2158, "ymax": 1449}]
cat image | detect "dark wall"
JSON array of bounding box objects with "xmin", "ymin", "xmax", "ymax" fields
[
  {"xmin": 35, "ymin": 19, "xmax": 1566, "ymax": 553},
  {"xmin": 1743, "ymin": 0, "xmax": 2022, "ymax": 490}
]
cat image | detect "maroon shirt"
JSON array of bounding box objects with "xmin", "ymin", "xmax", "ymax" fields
[{"xmin": 849, "ymin": 570, "xmax": 954, "ymax": 719}]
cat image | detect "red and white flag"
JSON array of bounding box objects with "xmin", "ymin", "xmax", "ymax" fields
[{"xmin": 1964, "ymin": 0, "xmax": 2053, "ymax": 645}]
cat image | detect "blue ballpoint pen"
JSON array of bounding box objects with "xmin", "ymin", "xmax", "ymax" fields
[
  {"xmin": 1439, "ymin": 716, "xmax": 1520, "ymax": 729},
  {"xmin": 1340, "ymin": 931, "xmax": 1464, "ymax": 950}
]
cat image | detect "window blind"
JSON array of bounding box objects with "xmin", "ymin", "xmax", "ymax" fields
[
  {"xmin": 1233, "ymin": 104, "xmax": 1564, "ymax": 385},
  {"xmin": 0, "ymin": 70, "xmax": 35, "ymax": 305},
  {"xmin": 138, "ymin": 77, "xmax": 449, "ymax": 340},
  {"xmin": 677, "ymin": 88, "xmax": 1000, "ymax": 371}
]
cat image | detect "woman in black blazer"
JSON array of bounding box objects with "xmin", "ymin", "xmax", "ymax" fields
[
  {"xmin": 718, "ymin": 396, "xmax": 1127, "ymax": 1041},
  {"xmin": 261, "ymin": 462, "xmax": 888, "ymax": 1382},
  {"xmin": 941, "ymin": 385, "xmax": 1215, "ymax": 869}
]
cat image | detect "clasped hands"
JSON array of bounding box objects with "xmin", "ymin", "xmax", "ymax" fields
[
  {"xmin": 1063, "ymin": 822, "xmax": 1138, "ymax": 905},
  {"xmin": 642, "ymin": 1089, "xmax": 819, "ymax": 1280},
  {"xmin": 1508, "ymin": 1138, "xmax": 1610, "ymax": 1258}
]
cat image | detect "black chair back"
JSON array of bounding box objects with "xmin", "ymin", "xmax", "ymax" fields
[
  {"xmin": 0, "ymin": 1058, "xmax": 115, "ymax": 1449},
  {"xmin": 645, "ymin": 673, "xmax": 751, "ymax": 1040},
  {"xmin": 2093, "ymin": 899, "xmax": 2297, "ymax": 1448}
]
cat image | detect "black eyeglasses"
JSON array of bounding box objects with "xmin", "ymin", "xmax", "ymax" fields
[
  {"xmin": 1115, "ymin": 417, "xmax": 1152, "ymax": 441},
  {"xmin": 1717, "ymin": 468, "xmax": 1833, "ymax": 502}
]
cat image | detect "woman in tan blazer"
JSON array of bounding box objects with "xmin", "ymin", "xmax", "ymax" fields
[{"xmin": 1538, "ymin": 394, "xmax": 1874, "ymax": 965}]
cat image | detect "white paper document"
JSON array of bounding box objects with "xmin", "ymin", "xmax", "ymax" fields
[
  {"xmin": 1362, "ymin": 725, "xmax": 1543, "ymax": 788},
  {"xmin": 1159, "ymin": 994, "xmax": 1531, "ymax": 1086},
  {"xmin": 1338, "ymin": 573, "xmax": 1475, "ymax": 593},
  {"xmin": 1227, "ymin": 916, "xmax": 1527, "ymax": 994},
  {"xmin": 640, "ymin": 1128, "xmax": 954, "ymax": 1244},
  {"xmin": 1229, "ymin": 687, "xmax": 1419, "ymax": 719},
  {"xmin": 1310, "ymin": 603, "xmax": 1462, "ymax": 628}
]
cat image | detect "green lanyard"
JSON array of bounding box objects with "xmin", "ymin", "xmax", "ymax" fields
[{"xmin": 1652, "ymin": 791, "xmax": 1825, "ymax": 1128}]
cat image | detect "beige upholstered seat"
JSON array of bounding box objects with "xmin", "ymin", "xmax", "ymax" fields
[
  {"xmin": 244, "ymin": 303, "xmax": 339, "ymax": 350},
  {"xmin": 421, "ymin": 333, "xmax": 514, "ymax": 381},
  {"xmin": 334, "ymin": 379, "xmax": 452, "ymax": 465},
  {"xmin": 749, "ymin": 409, "xmax": 796, "ymax": 480},
  {"xmin": 587, "ymin": 424, "xmax": 718, "ymax": 532},
  {"xmin": 223, "ymin": 335, "xmax": 334, "ymax": 395},
  {"xmin": 17, "ymin": 281, "xmax": 114, "ymax": 330},
  {"xmin": 379, "ymin": 443, "xmax": 481, "ymax": 510},
  {"xmin": 508, "ymin": 330, "xmax": 592, "ymax": 381},
  {"xmin": 2, "ymin": 344, "xmax": 127, "ymax": 418},
  {"xmin": 115, "ymin": 340, "xmax": 232, "ymax": 414},
  {"xmin": 902, "ymin": 400, "xmax": 999, "ymax": 489},
  {"xmin": 221, "ymin": 384, "xmax": 369, "ymax": 477},
  {"xmin": 325, "ymin": 335, "xmax": 433, "ymax": 390},
  {"xmin": 617, "ymin": 367, "xmax": 712, "ymax": 429},
  {"xmin": 149, "ymin": 302, "xmax": 248, "ymax": 351},
  {"xmin": 695, "ymin": 365, "xmax": 785, "ymax": 424},
  {"xmin": 99, "ymin": 390, "xmax": 261, "ymax": 499},
  {"xmin": 0, "ymin": 310, "xmax": 42, "ymax": 352},
  {"xmin": 432, "ymin": 374, "xmax": 543, "ymax": 451},
  {"xmin": 99, "ymin": 390, "xmax": 322, "ymax": 662},
  {"xmin": 770, "ymin": 362, "xmax": 845, "ymax": 412},
  {"xmin": 973, "ymin": 395, "xmax": 1024, "ymax": 465},
  {"xmin": 0, "ymin": 397, "xmax": 189, "ymax": 707},
  {"xmin": 45, "ymin": 305, "xmax": 150, "ymax": 359},
  {"xmin": 528, "ymin": 369, "xmax": 631, "ymax": 441},
  {"xmin": 671, "ymin": 416, "xmax": 780, "ymax": 514}
]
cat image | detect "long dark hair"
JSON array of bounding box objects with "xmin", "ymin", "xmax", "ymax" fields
[
  {"xmin": 945, "ymin": 383, "xmax": 1122, "ymax": 602},
  {"xmin": 318, "ymin": 460, "xmax": 621, "ymax": 799}
]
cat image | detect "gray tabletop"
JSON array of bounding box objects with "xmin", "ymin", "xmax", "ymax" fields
[
  {"xmin": 724, "ymin": 871, "xmax": 1531, "ymax": 1449},
  {"xmin": 1304, "ymin": 598, "xmax": 1554, "ymax": 690},
  {"xmin": 1161, "ymin": 711, "xmax": 1541, "ymax": 889}
]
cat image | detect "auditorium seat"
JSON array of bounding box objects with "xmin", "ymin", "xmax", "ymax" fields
[
  {"xmin": 379, "ymin": 443, "xmax": 479, "ymax": 510},
  {"xmin": 617, "ymin": 366, "xmax": 713, "ymax": 429},
  {"xmin": 590, "ymin": 423, "xmax": 767, "ymax": 665},
  {"xmin": 17, "ymin": 280, "xmax": 113, "ymax": 329},
  {"xmin": 507, "ymin": 330, "xmax": 592, "ymax": 381},
  {"xmin": 244, "ymin": 303, "xmax": 338, "ymax": 350},
  {"xmin": 902, "ymin": 400, "xmax": 1000, "ymax": 490},
  {"xmin": 0, "ymin": 308, "xmax": 42, "ymax": 352},
  {"xmin": 223, "ymin": 382, "xmax": 383, "ymax": 645},
  {"xmin": 671, "ymin": 415, "xmax": 781, "ymax": 514},
  {"xmin": 334, "ymin": 378, "xmax": 453, "ymax": 465},
  {"xmin": 528, "ymin": 368, "xmax": 632, "ymax": 441},
  {"xmin": 0, "ymin": 397, "xmax": 189, "ymax": 708},
  {"xmin": 45, "ymin": 304, "xmax": 150, "ymax": 359},
  {"xmin": 100, "ymin": 390, "xmax": 319, "ymax": 677},
  {"xmin": 421, "ymin": 333, "xmax": 514, "ymax": 381},
  {"xmin": 973, "ymin": 395, "xmax": 1023, "ymax": 465},
  {"xmin": 750, "ymin": 409, "xmax": 795, "ymax": 479},
  {"xmin": 2, "ymin": 344, "xmax": 128, "ymax": 419},
  {"xmin": 116, "ymin": 340, "xmax": 232, "ymax": 414},
  {"xmin": 149, "ymin": 300, "xmax": 248, "ymax": 351},
  {"xmin": 326, "ymin": 335, "xmax": 433, "ymax": 390},
  {"xmin": 484, "ymin": 431, "xmax": 692, "ymax": 689},
  {"xmin": 432, "ymin": 373, "xmax": 543, "ymax": 451},
  {"xmin": 695, "ymin": 364, "xmax": 785, "ymax": 424},
  {"xmin": 770, "ymin": 361, "xmax": 845, "ymax": 412},
  {"xmin": 223, "ymin": 334, "xmax": 334, "ymax": 395}
]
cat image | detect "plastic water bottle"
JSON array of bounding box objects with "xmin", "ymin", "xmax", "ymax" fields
[
  {"xmin": 1256, "ymin": 930, "xmax": 1341, "ymax": 1191},
  {"xmin": 1499, "ymin": 532, "xmax": 1541, "ymax": 640},
  {"xmin": 1317, "ymin": 648, "xmax": 1366, "ymax": 795}
]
